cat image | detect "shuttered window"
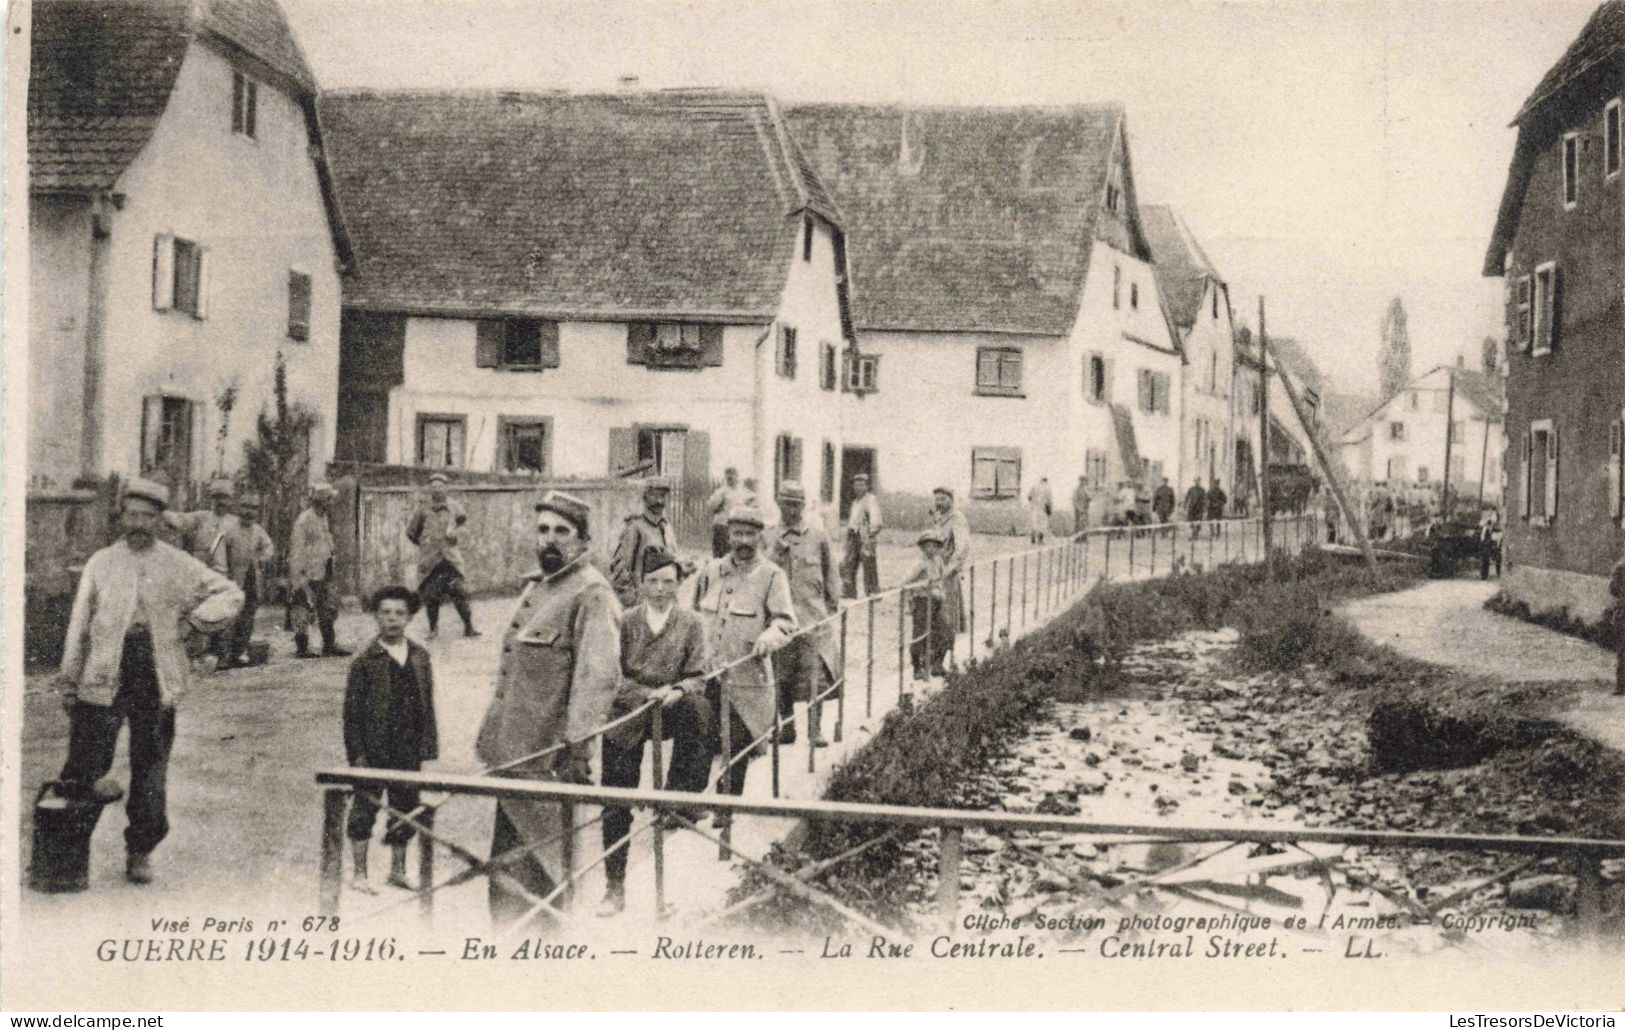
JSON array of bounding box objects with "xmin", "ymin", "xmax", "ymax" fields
[
  {"xmin": 499, "ymin": 418, "xmax": 550, "ymax": 474},
  {"xmin": 416, "ymin": 415, "xmax": 466, "ymax": 470},
  {"xmin": 820, "ymin": 341, "xmax": 837, "ymax": 391},
  {"xmin": 975, "ymin": 348, "xmax": 1022, "ymax": 396},
  {"xmin": 1532, "ymin": 263, "xmax": 1558, "ymax": 356},
  {"xmin": 1611, "ymin": 413, "xmax": 1624, "ymax": 522},
  {"xmin": 821, "ymin": 440, "xmax": 835, "ymax": 503},
  {"xmin": 1086, "ymin": 353, "xmax": 1107, "ymax": 402},
  {"xmin": 231, "ymin": 71, "xmax": 257, "ymax": 139},
  {"xmin": 774, "ymin": 433, "xmax": 803, "ymax": 495},
  {"xmin": 971, "ymin": 447, "xmax": 1021, "ymax": 499},
  {"xmin": 475, "ymin": 318, "xmax": 560, "ymax": 371},
  {"xmin": 1526, "ymin": 419, "xmax": 1556, "ymax": 524},
  {"xmin": 776, "ymin": 325, "xmax": 798, "ymax": 379},
  {"xmin": 140, "ymin": 396, "xmax": 195, "ymax": 478},
  {"xmin": 626, "ymin": 322, "xmax": 723, "ymax": 368},
  {"xmin": 154, "ymin": 235, "xmax": 208, "ymax": 318},
  {"xmin": 1608, "ymin": 100, "xmax": 1621, "ymax": 178},
  {"xmin": 846, "ymin": 353, "xmax": 879, "ymax": 393},
  {"xmin": 287, "ymin": 270, "xmax": 311, "ymax": 341}
]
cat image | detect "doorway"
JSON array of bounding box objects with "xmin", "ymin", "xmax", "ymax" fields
[{"xmin": 839, "ymin": 446, "xmax": 877, "ymax": 521}]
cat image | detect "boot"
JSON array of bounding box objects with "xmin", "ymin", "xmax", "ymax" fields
[
  {"xmin": 125, "ymin": 852, "xmax": 154, "ymax": 885},
  {"xmin": 350, "ymin": 840, "xmax": 377, "ymax": 895},
  {"xmin": 294, "ymin": 631, "xmax": 317, "ymax": 659},
  {"xmin": 321, "ymin": 626, "xmax": 351, "ymax": 658},
  {"xmin": 595, "ymin": 882, "xmax": 626, "ymax": 918},
  {"xmin": 385, "ymin": 842, "xmax": 411, "ymax": 890}
]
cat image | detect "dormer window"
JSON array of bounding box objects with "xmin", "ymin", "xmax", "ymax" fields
[
  {"xmin": 1130, "ymin": 282, "xmax": 1139, "ymax": 310},
  {"xmin": 1563, "ymin": 133, "xmax": 1579, "ymax": 208},
  {"xmin": 231, "ymin": 71, "xmax": 257, "ymax": 139}
]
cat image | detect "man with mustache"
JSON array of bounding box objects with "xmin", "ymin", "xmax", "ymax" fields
[
  {"xmin": 687, "ymin": 505, "xmax": 796, "ymax": 822},
  {"xmin": 609, "ymin": 481, "xmax": 679, "ymax": 608},
  {"xmin": 764, "ymin": 481, "xmax": 839, "ymax": 747},
  {"xmin": 54, "ymin": 477, "xmax": 242, "ymax": 886},
  {"xmin": 474, "ymin": 491, "xmax": 620, "ymax": 926}
]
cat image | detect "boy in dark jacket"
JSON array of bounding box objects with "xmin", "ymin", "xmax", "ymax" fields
[{"xmin": 343, "ymin": 586, "xmax": 438, "ymax": 893}]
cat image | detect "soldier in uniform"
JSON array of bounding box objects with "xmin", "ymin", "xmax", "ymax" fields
[
  {"xmin": 705, "ymin": 467, "xmax": 750, "ymax": 558},
  {"xmin": 167, "ymin": 478, "xmax": 237, "ymax": 574},
  {"xmin": 930, "ymin": 487, "xmax": 972, "ymax": 637},
  {"xmin": 218, "ymin": 493, "xmax": 275, "ymax": 669},
  {"xmin": 289, "ymin": 483, "xmax": 349, "ymax": 659},
  {"xmin": 688, "ymin": 506, "xmax": 796, "ymax": 824},
  {"xmin": 764, "ymin": 482, "xmax": 840, "ymax": 748},
  {"xmin": 55, "ymin": 477, "xmax": 242, "ymax": 885},
  {"xmin": 406, "ymin": 472, "xmax": 479, "ymax": 638},
  {"xmin": 474, "ymin": 491, "xmax": 621, "ymax": 926},
  {"xmin": 610, "ymin": 482, "xmax": 679, "ymax": 608},
  {"xmin": 841, "ymin": 472, "xmax": 882, "ymax": 597}
]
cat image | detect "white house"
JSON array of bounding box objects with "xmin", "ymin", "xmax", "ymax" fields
[
  {"xmin": 1337, "ymin": 364, "xmax": 1505, "ymax": 504},
  {"xmin": 786, "ymin": 103, "xmax": 1184, "ymax": 528},
  {"xmin": 28, "ymin": 0, "xmax": 348, "ymax": 498},
  {"xmin": 320, "ymin": 88, "xmax": 853, "ymax": 511},
  {"xmin": 1142, "ymin": 204, "xmax": 1238, "ymax": 497}
]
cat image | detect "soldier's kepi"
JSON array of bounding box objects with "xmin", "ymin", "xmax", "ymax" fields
[
  {"xmin": 610, "ymin": 480, "xmax": 678, "ymax": 607},
  {"xmin": 689, "ymin": 504, "xmax": 797, "ymax": 823},
  {"xmin": 474, "ymin": 490, "xmax": 621, "ymax": 927},
  {"xmin": 763, "ymin": 481, "xmax": 840, "ymax": 747}
]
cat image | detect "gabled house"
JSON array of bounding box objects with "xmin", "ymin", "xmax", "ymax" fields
[
  {"xmin": 1142, "ymin": 204, "xmax": 1237, "ymax": 497},
  {"xmin": 1483, "ymin": 0, "xmax": 1625, "ymax": 623},
  {"xmin": 320, "ymin": 88, "xmax": 852, "ymax": 510},
  {"xmin": 786, "ymin": 103, "xmax": 1184, "ymax": 528},
  {"xmin": 1335, "ymin": 364, "xmax": 1505, "ymax": 504},
  {"xmin": 28, "ymin": 0, "xmax": 350, "ymax": 498}
]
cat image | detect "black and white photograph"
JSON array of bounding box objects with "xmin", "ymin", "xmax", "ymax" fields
[{"xmin": 4, "ymin": 0, "xmax": 1625, "ymax": 1013}]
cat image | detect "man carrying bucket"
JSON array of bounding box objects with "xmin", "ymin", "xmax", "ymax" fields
[{"xmin": 53, "ymin": 477, "xmax": 241, "ymax": 886}]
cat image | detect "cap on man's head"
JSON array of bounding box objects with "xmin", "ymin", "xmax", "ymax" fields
[
  {"xmin": 310, "ymin": 482, "xmax": 336, "ymax": 498},
  {"xmin": 932, "ymin": 486, "xmax": 954, "ymax": 499},
  {"xmin": 727, "ymin": 505, "xmax": 766, "ymax": 529},
  {"xmin": 640, "ymin": 547, "xmax": 681, "ymax": 579},
  {"xmin": 535, "ymin": 490, "xmax": 591, "ymax": 536},
  {"xmin": 122, "ymin": 477, "xmax": 170, "ymax": 511},
  {"xmin": 427, "ymin": 472, "xmax": 449, "ymax": 486},
  {"xmin": 777, "ymin": 480, "xmax": 806, "ymax": 502},
  {"xmin": 644, "ymin": 481, "xmax": 672, "ymax": 498},
  {"xmin": 853, "ymin": 472, "xmax": 870, "ymax": 483},
  {"xmin": 207, "ymin": 478, "xmax": 234, "ymax": 499}
]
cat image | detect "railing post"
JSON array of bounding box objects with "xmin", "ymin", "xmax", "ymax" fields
[
  {"xmin": 1103, "ymin": 530, "xmax": 1111, "ymax": 581},
  {"xmin": 1150, "ymin": 522, "xmax": 1158, "ymax": 576},
  {"xmin": 720, "ymin": 681, "xmax": 732, "ymax": 859},
  {"xmin": 865, "ymin": 595, "xmax": 875, "ymax": 717},
  {"xmin": 652, "ymin": 703, "xmax": 668, "ymax": 917},
  {"xmin": 988, "ymin": 560, "xmax": 998, "ymax": 649},
  {"xmin": 1224, "ymin": 518, "xmax": 1230, "ymax": 563},
  {"xmin": 560, "ymin": 802, "xmax": 577, "ymax": 908},
  {"xmin": 769, "ymin": 686, "xmax": 781, "ymax": 799},
  {"xmin": 1020, "ymin": 552, "xmax": 1029, "ymax": 631},
  {"xmin": 1127, "ymin": 525, "xmax": 1136, "ymax": 577},
  {"xmin": 1208, "ymin": 520, "xmax": 1216, "ymax": 567},
  {"xmin": 897, "ymin": 586, "xmax": 909, "ymax": 709},
  {"xmin": 939, "ymin": 826, "xmax": 963, "ymax": 932},
  {"xmin": 319, "ymin": 787, "xmax": 346, "ymax": 917},
  {"xmin": 835, "ymin": 608, "xmax": 847, "ymax": 743},
  {"xmin": 968, "ymin": 564, "xmax": 977, "ymax": 662},
  {"xmin": 1575, "ymin": 852, "xmax": 1604, "ymax": 941},
  {"xmin": 1004, "ymin": 556, "xmax": 1014, "ymax": 640},
  {"xmin": 418, "ymin": 805, "xmax": 435, "ymax": 922}
]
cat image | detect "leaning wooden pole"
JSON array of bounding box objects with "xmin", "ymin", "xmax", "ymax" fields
[
  {"xmin": 1259, "ymin": 297, "xmax": 1272, "ymax": 564},
  {"xmin": 1258, "ymin": 318, "xmax": 1379, "ymax": 570}
]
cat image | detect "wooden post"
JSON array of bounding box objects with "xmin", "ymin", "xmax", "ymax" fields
[
  {"xmin": 1128, "ymin": 526, "xmax": 1136, "ymax": 577},
  {"xmin": 1575, "ymin": 852, "xmax": 1604, "ymax": 941},
  {"xmin": 1005, "ymin": 556, "xmax": 1014, "ymax": 639},
  {"xmin": 897, "ymin": 587, "xmax": 908, "ymax": 704},
  {"xmin": 988, "ymin": 560, "xmax": 998, "ymax": 650},
  {"xmin": 652, "ymin": 703, "xmax": 667, "ymax": 916},
  {"xmin": 560, "ymin": 802, "xmax": 576, "ymax": 907},
  {"xmin": 719, "ymin": 681, "xmax": 732, "ymax": 859},
  {"xmin": 865, "ymin": 595, "xmax": 875, "ymax": 717},
  {"xmin": 1442, "ymin": 366, "xmax": 1458, "ymax": 522},
  {"xmin": 1103, "ymin": 532, "xmax": 1112, "ymax": 580},
  {"xmin": 835, "ymin": 608, "xmax": 847, "ymax": 743},
  {"xmin": 1259, "ymin": 297, "xmax": 1273, "ymax": 569},
  {"xmin": 939, "ymin": 827, "xmax": 963, "ymax": 932},
  {"xmin": 318, "ymin": 788, "xmax": 346, "ymax": 917},
  {"xmin": 418, "ymin": 806, "xmax": 435, "ymax": 922}
]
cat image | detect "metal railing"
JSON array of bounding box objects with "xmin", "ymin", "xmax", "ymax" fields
[
  {"xmin": 315, "ymin": 513, "xmax": 1320, "ymax": 924},
  {"xmin": 315, "ymin": 772, "xmax": 1625, "ymax": 942}
]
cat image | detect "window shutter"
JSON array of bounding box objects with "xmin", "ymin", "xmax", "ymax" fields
[
  {"xmin": 1546, "ymin": 424, "xmax": 1560, "ymax": 519},
  {"xmin": 140, "ymin": 396, "xmax": 162, "ymax": 473},
  {"xmin": 1503, "ymin": 280, "xmax": 1516, "ymax": 350},
  {"xmin": 537, "ymin": 320, "xmax": 561, "ymax": 368},
  {"xmin": 152, "ymin": 234, "xmax": 174, "ymax": 311},
  {"xmin": 789, "ymin": 437, "xmax": 804, "ymax": 483},
  {"xmin": 1609, "ymin": 419, "xmax": 1622, "ymax": 520},
  {"xmin": 1519, "ymin": 431, "xmax": 1531, "ymax": 518},
  {"xmin": 699, "ymin": 324, "xmax": 724, "ymax": 367},
  {"xmin": 1519, "ymin": 276, "xmax": 1532, "ymax": 352},
  {"xmin": 623, "ymin": 322, "xmax": 652, "ymax": 365},
  {"xmin": 1550, "ymin": 266, "xmax": 1562, "ymax": 350},
  {"xmin": 193, "ymin": 247, "xmax": 211, "ymax": 320},
  {"xmin": 245, "ymin": 80, "xmax": 257, "ymax": 138},
  {"xmin": 1102, "ymin": 357, "xmax": 1114, "ymax": 402},
  {"xmin": 475, "ymin": 319, "xmax": 502, "ymax": 368},
  {"xmin": 608, "ymin": 427, "xmax": 638, "ymax": 477},
  {"xmin": 232, "ymin": 73, "xmax": 244, "ymax": 134},
  {"xmin": 682, "ymin": 429, "xmax": 711, "ymax": 490}
]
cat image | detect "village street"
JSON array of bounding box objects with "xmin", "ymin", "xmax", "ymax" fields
[{"xmin": 19, "ymin": 518, "xmax": 1308, "ymax": 943}]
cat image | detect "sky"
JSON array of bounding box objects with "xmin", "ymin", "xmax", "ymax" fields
[{"xmin": 284, "ymin": 0, "xmax": 1600, "ymax": 398}]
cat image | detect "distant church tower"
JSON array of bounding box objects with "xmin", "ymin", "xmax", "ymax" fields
[{"xmin": 1378, "ymin": 297, "xmax": 1413, "ymax": 403}]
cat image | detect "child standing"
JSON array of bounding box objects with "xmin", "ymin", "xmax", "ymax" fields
[
  {"xmin": 904, "ymin": 528, "xmax": 953, "ymax": 680},
  {"xmin": 343, "ymin": 586, "xmax": 438, "ymax": 893}
]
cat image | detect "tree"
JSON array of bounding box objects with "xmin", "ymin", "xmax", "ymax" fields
[
  {"xmin": 242, "ymin": 351, "xmax": 317, "ymax": 591},
  {"xmin": 1378, "ymin": 298, "xmax": 1412, "ymax": 402}
]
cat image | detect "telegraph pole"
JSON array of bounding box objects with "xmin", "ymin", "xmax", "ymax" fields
[
  {"xmin": 1259, "ymin": 297, "xmax": 1272, "ymax": 561},
  {"xmin": 1441, "ymin": 365, "xmax": 1457, "ymax": 521}
]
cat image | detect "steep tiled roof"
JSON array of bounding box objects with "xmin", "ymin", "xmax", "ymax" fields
[
  {"xmin": 1513, "ymin": 0, "xmax": 1625, "ymax": 126},
  {"xmin": 1450, "ymin": 367, "xmax": 1506, "ymax": 418},
  {"xmin": 29, "ymin": 0, "xmax": 316, "ymax": 194},
  {"xmin": 785, "ymin": 102, "xmax": 1144, "ymax": 335},
  {"xmin": 1485, "ymin": 2, "xmax": 1625, "ymax": 274},
  {"xmin": 320, "ymin": 89, "xmax": 840, "ymax": 319},
  {"xmin": 1141, "ymin": 204, "xmax": 1221, "ymax": 331}
]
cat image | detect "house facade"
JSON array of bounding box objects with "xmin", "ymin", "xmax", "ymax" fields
[
  {"xmin": 28, "ymin": 0, "xmax": 347, "ymax": 498},
  {"xmin": 321, "ymin": 89, "xmax": 852, "ymax": 511},
  {"xmin": 1143, "ymin": 204, "xmax": 1238, "ymax": 497},
  {"xmin": 786, "ymin": 103, "xmax": 1184, "ymax": 529},
  {"xmin": 1335, "ymin": 365, "xmax": 1504, "ymax": 505},
  {"xmin": 1483, "ymin": 0, "xmax": 1625, "ymax": 623}
]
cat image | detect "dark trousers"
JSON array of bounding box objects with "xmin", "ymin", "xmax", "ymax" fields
[
  {"xmin": 841, "ymin": 534, "xmax": 880, "ymax": 598},
  {"xmin": 59, "ymin": 631, "xmax": 175, "ymax": 856},
  {"xmin": 1615, "ymin": 611, "xmax": 1625, "ymax": 696},
  {"xmin": 600, "ymin": 696, "xmax": 712, "ymax": 889},
  {"xmin": 704, "ymin": 681, "xmax": 756, "ymax": 797},
  {"xmin": 488, "ymin": 804, "xmax": 560, "ymax": 928},
  {"xmin": 1479, "ymin": 542, "xmax": 1502, "ymax": 580},
  {"xmin": 774, "ymin": 635, "xmax": 827, "ymax": 725},
  {"xmin": 223, "ymin": 578, "xmax": 259, "ymax": 663},
  {"xmin": 419, "ymin": 560, "xmax": 473, "ymax": 634},
  {"xmin": 291, "ymin": 578, "xmax": 338, "ymax": 653},
  {"xmin": 348, "ymin": 776, "xmax": 422, "ymax": 846},
  {"xmin": 910, "ymin": 595, "xmax": 951, "ymax": 677},
  {"xmin": 711, "ymin": 524, "xmax": 730, "ymax": 559}
]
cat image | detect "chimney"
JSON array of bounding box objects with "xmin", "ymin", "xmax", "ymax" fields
[
  {"xmin": 1456, "ymin": 353, "xmax": 1465, "ymax": 369},
  {"xmin": 617, "ymin": 74, "xmax": 640, "ymax": 92}
]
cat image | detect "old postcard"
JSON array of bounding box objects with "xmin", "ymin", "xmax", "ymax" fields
[{"xmin": 4, "ymin": 0, "xmax": 1623, "ymax": 1013}]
